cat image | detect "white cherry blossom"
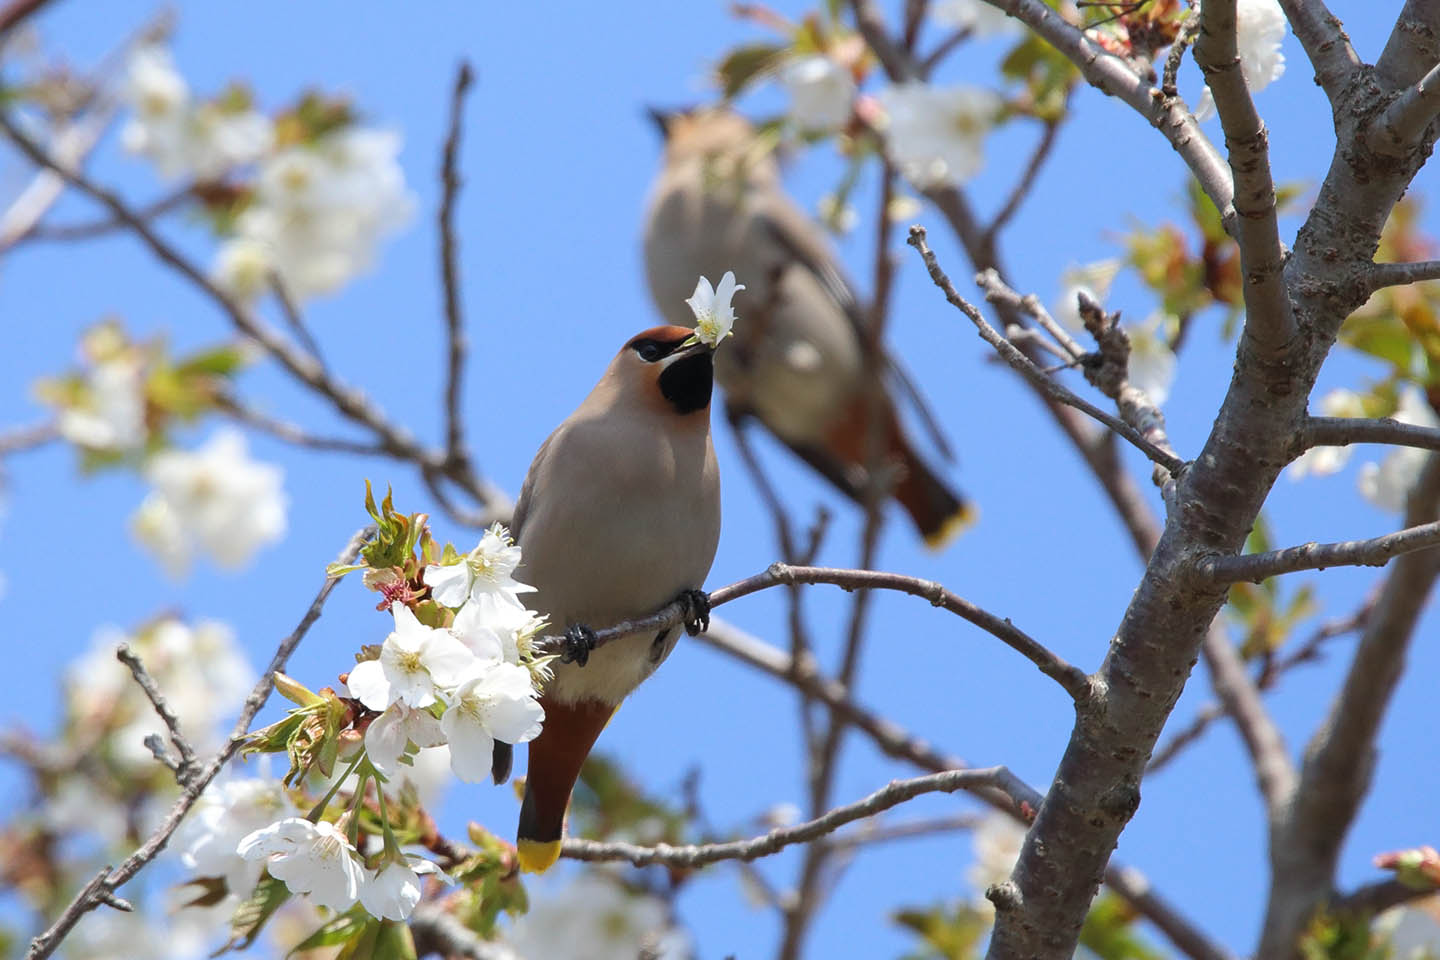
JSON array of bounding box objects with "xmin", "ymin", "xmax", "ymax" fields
[
  {"xmin": 178, "ymin": 776, "xmax": 293, "ymax": 895},
  {"xmin": 1359, "ymin": 387, "xmax": 1440, "ymax": 514},
  {"xmin": 1195, "ymin": 0, "xmax": 1287, "ymax": 120},
  {"xmin": 876, "ymin": 83, "xmax": 1000, "ymax": 187},
  {"xmin": 686, "ymin": 271, "xmax": 744, "ymax": 346},
  {"xmin": 347, "ymin": 604, "xmax": 477, "ymax": 710},
  {"xmin": 781, "ymin": 55, "xmax": 856, "ymax": 132},
  {"xmin": 424, "ymin": 523, "xmax": 535, "ymax": 610},
  {"xmin": 931, "ymin": 0, "xmax": 1021, "ymax": 37},
  {"xmin": 359, "ymin": 857, "xmax": 446, "ymax": 921},
  {"xmin": 237, "ymin": 818, "xmax": 364, "ymax": 913},
  {"xmin": 132, "ymin": 429, "xmax": 286, "ymax": 576},
  {"xmin": 56, "ymin": 355, "xmax": 147, "ymax": 454},
  {"xmin": 441, "ymin": 663, "xmax": 544, "ymax": 783},
  {"xmin": 364, "ymin": 702, "xmax": 446, "ymax": 776},
  {"xmin": 1288, "ymin": 389, "xmax": 1366, "ymax": 480}
]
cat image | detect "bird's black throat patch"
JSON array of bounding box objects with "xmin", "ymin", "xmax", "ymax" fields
[{"xmin": 659, "ymin": 351, "xmax": 713, "ymax": 415}]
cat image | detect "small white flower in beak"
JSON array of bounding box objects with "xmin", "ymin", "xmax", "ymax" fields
[{"xmin": 685, "ymin": 271, "xmax": 743, "ymax": 347}]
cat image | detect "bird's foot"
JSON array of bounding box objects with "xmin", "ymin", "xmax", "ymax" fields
[
  {"xmin": 678, "ymin": 588, "xmax": 711, "ymax": 636},
  {"xmin": 560, "ymin": 623, "xmax": 598, "ymax": 667}
]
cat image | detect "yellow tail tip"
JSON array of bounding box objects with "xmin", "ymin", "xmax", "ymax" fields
[
  {"xmin": 924, "ymin": 503, "xmax": 977, "ymax": 551},
  {"xmin": 517, "ymin": 838, "xmax": 562, "ymax": 874}
]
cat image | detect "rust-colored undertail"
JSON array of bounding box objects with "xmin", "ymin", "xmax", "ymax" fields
[
  {"xmin": 515, "ymin": 696, "xmax": 615, "ymax": 873},
  {"xmin": 812, "ymin": 393, "xmax": 974, "ymax": 549}
]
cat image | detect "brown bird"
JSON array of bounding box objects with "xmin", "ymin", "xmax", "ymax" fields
[
  {"xmin": 642, "ymin": 106, "xmax": 972, "ymax": 547},
  {"xmin": 494, "ymin": 324, "xmax": 722, "ymax": 873}
]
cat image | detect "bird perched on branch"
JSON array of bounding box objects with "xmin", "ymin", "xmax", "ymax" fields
[
  {"xmin": 494, "ymin": 324, "xmax": 721, "ymax": 873},
  {"xmin": 642, "ymin": 106, "xmax": 972, "ymax": 547}
]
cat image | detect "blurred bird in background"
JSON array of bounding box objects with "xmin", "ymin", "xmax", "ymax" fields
[
  {"xmin": 642, "ymin": 106, "xmax": 972, "ymax": 547},
  {"xmin": 495, "ymin": 324, "xmax": 722, "ymax": 873}
]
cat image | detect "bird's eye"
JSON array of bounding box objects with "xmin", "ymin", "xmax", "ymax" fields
[{"xmin": 636, "ymin": 342, "xmax": 662, "ymax": 362}]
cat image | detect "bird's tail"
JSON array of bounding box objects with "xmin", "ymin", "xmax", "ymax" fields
[
  {"xmin": 515, "ymin": 697, "xmax": 615, "ymax": 873},
  {"xmin": 798, "ymin": 396, "xmax": 974, "ymax": 549},
  {"xmin": 892, "ymin": 438, "xmax": 975, "ymax": 549}
]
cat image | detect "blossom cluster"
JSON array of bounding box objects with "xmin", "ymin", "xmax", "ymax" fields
[
  {"xmin": 120, "ymin": 43, "xmax": 412, "ymax": 303},
  {"xmin": 172, "ymin": 505, "xmax": 550, "ymax": 936}
]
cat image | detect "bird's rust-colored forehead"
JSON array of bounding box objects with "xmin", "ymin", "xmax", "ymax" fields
[{"xmin": 624, "ymin": 325, "xmax": 693, "ymax": 349}]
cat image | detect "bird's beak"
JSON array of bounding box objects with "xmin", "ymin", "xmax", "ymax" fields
[
  {"xmin": 671, "ymin": 337, "xmax": 713, "ymax": 360},
  {"xmin": 645, "ymin": 105, "xmax": 676, "ymax": 139}
]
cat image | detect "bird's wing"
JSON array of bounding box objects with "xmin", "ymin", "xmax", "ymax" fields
[
  {"xmin": 508, "ymin": 427, "xmax": 560, "ymax": 542},
  {"xmin": 757, "ymin": 201, "xmax": 956, "ymax": 463}
]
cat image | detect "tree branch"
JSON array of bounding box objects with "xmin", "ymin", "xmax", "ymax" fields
[
  {"xmin": 0, "ymin": 421, "xmax": 57, "ymax": 456},
  {"xmin": 541, "ymin": 564, "xmax": 1092, "ymax": 702},
  {"xmin": 1258, "ymin": 455, "xmax": 1440, "ymax": 958},
  {"xmin": 1275, "ymin": 0, "xmax": 1362, "ymax": 106},
  {"xmin": 115, "ymin": 643, "xmax": 199, "ymax": 785},
  {"xmin": 562, "ymin": 769, "xmax": 1025, "ymax": 869},
  {"xmin": 907, "ymin": 226, "xmax": 1187, "ymax": 476},
  {"xmin": 985, "ymin": 115, "xmax": 1065, "ymax": 241},
  {"xmin": 439, "ymin": 61, "xmax": 473, "ymax": 467},
  {"xmin": 0, "ymin": 0, "xmax": 55, "ymax": 38},
  {"xmin": 1376, "ymin": 0, "xmax": 1440, "ymax": 98},
  {"xmin": 1196, "ymin": 518, "xmax": 1440, "ymax": 584},
  {"xmin": 1299, "ymin": 415, "xmax": 1440, "ymax": 454},
  {"xmin": 1369, "ymin": 60, "xmax": 1440, "ymax": 157},
  {"xmin": 212, "ymin": 393, "xmax": 391, "ymax": 457},
  {"xmin": 409, "ymin": 903, "xmax": 516, "ymax": 960},
  {"xmin": 1193, "ymin": 0, "xmax": 1296, "ymax": 358},
  {"xmin": 25, "ymin": 527, "xmax": 372, "ymax": 960},
  {"xmin": 1331, "ymin": 878, "xmax": 1440, "ymax": 918},
  {"xmin": 0, "ymin": 112, "xmax": 512, "ymax": 524},
  {"xmin": 978, "ymin": 0, "xmax": 1236, "ymax": 227},
  {"xmin": 700, "ymin": 620, "xmax": 1232, "ymax": 960},
  {"xmin": 1199, "ymin": 626, "xmax": 1296, "ymax": 819},
  {"xmin": 1367, "ymin": 258, "xmax": 1440, "ymax": 290}
]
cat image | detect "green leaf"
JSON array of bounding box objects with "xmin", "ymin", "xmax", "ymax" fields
[
  {"xmin": 288, "ymin": 907, "xmax": 371, "ymax": 956},
  {"xmin": 215, "ymin": 875, "xmax": 291, "ymax": 954},
  {"xmin": 175, "ymin": 344, "xmax": 248, "ymax": 378},
  {"xmin": 715, "ymin": 44, "xmax": 787, "ymax": 99},
  {"xmin": 1079, "ymin": 893, "xmax": 1164, "ymax": 960},
  {"xmin": 893, "ymin": 902, "xmax": 989, "ymax": 960}
]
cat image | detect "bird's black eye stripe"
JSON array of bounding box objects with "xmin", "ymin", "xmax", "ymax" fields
[{"xmin": 630, "ymin": 338, "xmax": 682, "ymax": 363}]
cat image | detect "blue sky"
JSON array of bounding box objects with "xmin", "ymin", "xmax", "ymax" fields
[{"xmin": 2, "ymin": 1, "xmax": 1437, "ymax": 958}]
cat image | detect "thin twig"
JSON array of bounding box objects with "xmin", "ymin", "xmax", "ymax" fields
[
  {"xmin": 1197, "ymin": 518, "xmax": 1440, "ymax": 584},
  {"xmin": 0, "ymin": 421, "xmax": 58, "ymax": 455},
  {"xmin": 1149, "ymin": 599, "xmax": 1372, "ymax": 773},
  {"xmin": 0, "ymin": 0, "xmax": 55, "ymax": 38},
  {"xmin": 823, "ymin": 813, "xmax": 980, "ymax": 850},
  {"xmin": 1161, "ymin": 11, "xmax": 1201, "ymax": 96},
  {"xmin": 439, "ymin": 62, "xmax": 474, "ymax": 467},
  {"xmin": 1331, "ymin": 878, "xmax": 1439, "ymax": 917},
  {"xmin": 268, "ymin": 272, "xmax": 327, "ymax": 374},
  {"xmin": 1298, "ymin": 415, "xmax": 1440, "ymax": 456},
  {"xmin": 699, "ymin": 620, "xmax": 1232, "ymax": 960},
  {"xmin": 1367, "ymin": 61, "xmax": 1440, "ymax": 157},
  {"xmin": 562, "ymin": 769, "xmax": 1022, "ymax": 869},
  {"xmin": 16, "ymin": 187, "xmax": 191, "ymax": 245},
  {"xmin": 25, "ymin": 527, "xmax": 372, "ymax": 960},
  {"xmin": 985, "ymin": 116, "xmax": 1065, "ymax": 241},
  {"xmin": 0, "ymin": 113, "xmax": 512, "ymax": 525},
  {"xmin": 1366, "ymin": 258, "xmax": 1440, "ymax": 290},
  {"xmin": 977, "ymin": 270, "xmax": 1086, "ymax": 360},
  {"xmin": 212, "ymin": 393, "xmax": 390, "ymax": 457},
  {"xmin": 907, "ymin": 226, "xmax": 1186, "ymax": 475},
  {"xmin": 541, "ymin": 564, "xmax": 1092, "ymax": 702},
  {"xmin": 115, "ymin": 644, "xmax": 199, "ymax": 784}
]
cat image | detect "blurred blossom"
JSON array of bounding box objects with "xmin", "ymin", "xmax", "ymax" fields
[
  {"xmin": 1195, "ymin": 0, "xmax": 1287, "ymax": 120},
  {"xmin": 818, "ymin": 193, "xmax": 859, "ymax": 234},
  {"xmin": 55, "ymin": 354, "xmax": 147, "ymax": 454},
  {"xmin": 1375, "ymin": 898, "xmax": 1440, "ymax": 956},
  {"xmin": 67, "ymin": 617, "xmax": 254, "ymax": 772},
  {"xmin": 781, "ymin": 55, "xmax": 856, "ymax": 132},
  {"xmin": 968, "ymin": 811, "xmax": 1026, "ymax": 909},
  {"xmin": 1128, "ymin": 313, "xmax": 1178, "ymax": 407},
  {"xmin": 131, "ymin": 428, "xmax": 287, "ymax": 576},
  {"xmin": 1054, "ymin": 259, "xmax": 1122, "ymax": 332},
  {"xmin": 177, "ymin": 776, "xmax": 294, "ymax": 896},
  {"xmin": 61, "ymin": 899, "xmax": 230, "ymax": 960},
  {"xmin": 1288, "ymin": 388, "xmax": 1366, "ymax": 480},
  {"xmin": 1359, "ymin": 386, "xmax": 1440, "ymax": 514},
  {"xmin": 875, "ymin": 83, "xmax": 1001, "ymax": 187},
  {"xmin": 121, "ymin": 45, "xmax": 272, "ymax": 181},
  {"xmin": 216, "ymin": 127, "xmax": 414, "ymax": 301},
  {"xmin": 506, "ymin": 872, "xmax": 690, "ymax": 959},
  {"xmin": 930, "ymin": 0, "xmax": 1021, "ymax": 36}
]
